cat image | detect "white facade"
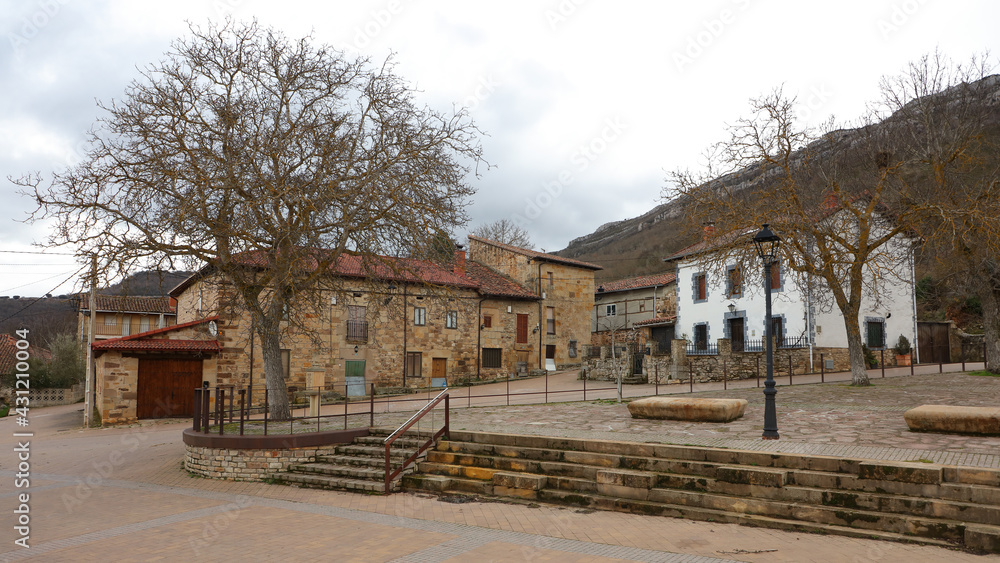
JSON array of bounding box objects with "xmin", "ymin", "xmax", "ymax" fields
[{"xmin": 674, "ymin": 227, "xmax": 917, "ymax": 362}]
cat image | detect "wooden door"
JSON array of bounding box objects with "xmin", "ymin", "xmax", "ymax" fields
[
  {"xmin": 432, "ymin": 357, "xmax": 447, "ymax": 379},
  {"xmin": 918, "ymin": 322, "xmax": 950, "ymax": 364},
  {"xmin": 345, "ymin": 360, "xmax": 366, "ymax": 397},
  {"xmin": 137, "ymin": 358, "xmax": 203, "ymax": 418},
  {"xmin": 729, "ymin": 317, "xmax": 745, "ymax": 352}
]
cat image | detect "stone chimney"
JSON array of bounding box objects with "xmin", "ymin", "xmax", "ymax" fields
[{"xmin": 454, "ymin": 244, "xmax": 466, "ymax": 276}]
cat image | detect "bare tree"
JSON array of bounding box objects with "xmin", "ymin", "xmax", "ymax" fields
[
  {"xmin": 665, "ymin": 53, "xmax": 1000, "ymax": 385},
  {"xmin": 470, "ymin": 219, "xmax": 533, "ymax": 249},
  {"xmin": 15, "ymin": 20, "xmax": 485, "ymax": 419}
]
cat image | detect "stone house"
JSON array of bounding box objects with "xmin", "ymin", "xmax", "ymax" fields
[
  {"xmin": 76, "ymin": 294, "xmax": 177, "ymax": 344},
  {"xmin": 468, "ymin": 236, "xmax": 602, "ymax": 371},
  {"xmin": 592, "ymin": 272, "xmax": 677, "ymax": 351}
]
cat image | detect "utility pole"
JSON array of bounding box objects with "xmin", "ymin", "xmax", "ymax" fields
[{"xmin": 83, "ymin": 254, "xmax": 96, "ymax": 428}]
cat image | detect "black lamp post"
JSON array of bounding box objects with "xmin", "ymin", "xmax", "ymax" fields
[{"xmin": 753, "ymin": 223, "xmax": 781, "ymax": 440}]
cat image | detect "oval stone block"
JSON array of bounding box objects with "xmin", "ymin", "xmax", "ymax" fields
[
  {"xmin": 627, "ymin": 397, "xmax": 748, "ymax": 422},
  {"xmin": 904, "ymin": 405, "xmax": 1000, "ymax": 435}
]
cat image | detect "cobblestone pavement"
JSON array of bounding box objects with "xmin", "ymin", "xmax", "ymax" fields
[{"xmin": 1, "ymin": 370, "xmax": 998, "ymax": 562}]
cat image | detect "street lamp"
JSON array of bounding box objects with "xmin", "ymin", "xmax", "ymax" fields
[{"xmin": 753, "ymin": 223, "xmax": 781, "ymax": 440}]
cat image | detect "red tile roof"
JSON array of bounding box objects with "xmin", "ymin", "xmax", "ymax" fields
[
  {"xmin": 0, "ymin": 335, "xmax": 51, "ymax": 374},
  {"xmin": 468, "ymin": 236, "xmax": 603, "ymax": 270},
  {"xmin": 597, "ymin": 272, "xmax": 677, "ymax": 294},
  {"xmin": 91, "ymin": 316, "xmax": 221, "ymax": 353},
  {"xmin": 633, "ymin": 316, "xmax": 677, "ymax": 327},
  {"xmin": 171, "ymin": 248, "xmax": 544, "ymax": 302},
  {"xmin": 171, "ymin": 250, "xmax": 480, "ymax": 297},
  {"xmin": 464, "ymin": 262, "xmax": 538, "ymax": 300},
  {"xmin": 76, "ymin": 294, "xmax": 176, "ymax": 314}
]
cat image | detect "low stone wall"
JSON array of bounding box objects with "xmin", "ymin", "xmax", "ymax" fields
[{"xmin": 185, "ymin": 444, "xmax": 341, "ymax": 481}]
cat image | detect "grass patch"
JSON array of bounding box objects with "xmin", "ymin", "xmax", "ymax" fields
[
  {"xmin": 904, "ymin": 459, "xmax": 934, "ymax": 464},
  {"xmin": 968, "ymin": 370, "xmax": 1000, "ymax": 377}
]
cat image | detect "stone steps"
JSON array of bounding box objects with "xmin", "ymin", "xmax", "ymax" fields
[
  {"xmin": 402, "ymin": 430, "xmax": 1000, "ymax": 552},
  {"xmin": 274, "ymin": 428, "xmax": 435, "ymax": 494}
]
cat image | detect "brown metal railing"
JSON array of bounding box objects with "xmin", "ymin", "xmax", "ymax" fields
[
  {"xmin": 383, "ymin": 388, "xmax": 449, "ymax": 494},
  {"xmin": 346, "ymin": 320, "xmax": 369, "ymax": 342}
]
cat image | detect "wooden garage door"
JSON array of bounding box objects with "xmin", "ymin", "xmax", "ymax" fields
[{"xmin": 137, "ymin": 358, "xmax": 203, "ymax": 418}]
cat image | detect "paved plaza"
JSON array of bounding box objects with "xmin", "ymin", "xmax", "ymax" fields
[{"xmin": 2, "ymin": 369, "xmax": 1000, "ymax": 562}]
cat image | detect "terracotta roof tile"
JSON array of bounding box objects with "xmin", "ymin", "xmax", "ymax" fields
[
  {"xmin": 76, "ymin": 294, "xmax": 176, "ymax": 314},
  {"xmin": 464, "ymin": 262, "xmax": 538, "ymax": 300},
  {"xmin": 597, "ymin": 273, "xmax": 677, "ymax": 294},
  {"xmin": 469, "ymin": 236, "xmax": 603, "ymax": 270},
  {"xmin": 0, "ymin": 335, "xmax": 51, "ymax": 374},
  {"xmin": 91, "ymin": 316, "xmax": 220, "ymax": 353},
  {"xmin": 633, "ymin": 316, "xmax": 677, "ymax": 327}
]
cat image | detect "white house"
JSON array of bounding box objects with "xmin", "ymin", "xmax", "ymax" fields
[{"xmin": 666, "ymin": 219, "xmax": 918, "ymax": 370}]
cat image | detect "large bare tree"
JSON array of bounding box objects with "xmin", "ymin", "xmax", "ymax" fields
[
  {"xmin": 470, "ymin": 218, "xmax": 534, "ymax": 249},
  {"xmin": 15, "ymin": 20, "xmax": 485, "ymax": 419},
  {"xmin": 666, "ymin": 53, "xmax": 1000, "ymax": 385}
]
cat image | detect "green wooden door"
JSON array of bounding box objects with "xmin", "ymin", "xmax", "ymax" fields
[{"xmin": 345, "ymin": 360, "xmax": 366, "ymax": 397}]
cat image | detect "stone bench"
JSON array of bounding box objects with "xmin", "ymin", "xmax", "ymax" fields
[
  {"xmin": 627, "ymin": 397, "xmax": 748, "ymax": 422},
  {"xmin": 904, "ymin": 405, "xmax": 1000, "ymax": 435}
]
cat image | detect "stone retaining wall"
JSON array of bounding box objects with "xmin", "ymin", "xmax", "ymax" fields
[{"xmin": 185, "ymin": 444, "xmax": 340, "ymax": 481}]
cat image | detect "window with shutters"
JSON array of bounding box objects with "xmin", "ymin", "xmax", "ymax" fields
[
  {"xmin": 482, "ymin": 348, "xmax": 502, "ymax": 368},
  {"xmin": 515, "ymin": 313, "xmax": 528, "ymax": 343}
]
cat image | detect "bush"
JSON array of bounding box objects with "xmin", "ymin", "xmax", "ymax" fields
[
  {"xmin": 862, "ymin": 344, "xmax": 878, "ymax": 368},
  {"xmin": 892, "ymin": 334, "xmax": 911, "ymax": 356}
]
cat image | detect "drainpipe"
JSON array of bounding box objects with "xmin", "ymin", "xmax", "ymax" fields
[
  {"xmin": 910, "ymin": 245, "xmax": 919, "ymax": 364},
  {"xmin": 402, "ymin": 284, "xmax": 408, "ymax": 383},
  {"xmin": 806, "ymin": 273, "xmax": 814, "ymax": 373},
  {"xmin": 537, "ymin": 260, "xmax": 543, "ymax": 370}
]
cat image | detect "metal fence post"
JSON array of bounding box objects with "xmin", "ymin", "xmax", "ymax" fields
[
  {"xmin": 820, "ymin": 353, "xmax": 825, "ymax": 383},
  {"xmin": 689, "ymin": 363, "xmax": 693, "ymax": 393},
  {"xmin": 370, "ymin": 383, "xmax": 375, "ymax": 428},
  {"xmin": 723, "ymin": 360, "xmax": 727, "ymax": 390},
  {"xmin": 788, "ymin": 356, "xmax": 793, "ymax": 385},
  {"xmin": 239, "ymin": 388, "xmax": 246, "ymax": 436},
  {"xmin": 756, "ymin": 356, "xmax": 760, "ymax": 388},
  {"xmin": 880, "ymin": 349, "xmax": 885, "ymax": 378},
  {"xmin": 193, "ymin": 388, "xmax": 202, "ymax": 432}
]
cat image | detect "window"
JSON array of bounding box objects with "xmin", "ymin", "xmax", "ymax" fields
[
  {"xmin": 347, "ymin": 305, "xmax": 368, "ymax": 342},
  {"xmin": 516, "ymin": 313, "xmax": 528, "ymax": 343},
  {"xmin": 546, "ymin": 307, "xmax": 555, "ymax": 335},
  {"xmin": 139, "ymin": 316, "xmax": 150, "ymax": 333},
  {"xmin": 446, "ymin": 310, "xmax": 458, "ymax": 329},
  {"xmin": 568, "ymin": 340, "xmax": 577, "ymax": 358},
  {"xmin": 606, "ymin": 304, "xmax": 617, "ymax": 316},
  {"xmin": 694, "ymin": 273, "xmax": 707, "ymax": 302},
  {"xmin": 483, "ymin": 315, "xmax": 492, "ymax": 328},
  {"xmin": 547, "ymin": 271, "xmax": 554, "ymax": 288},
  {"xmin": 866, "ymin": 318, "xmax": 886, "ymax": 349},
  {"xmin": 414, "ymin": 307, "xmax": 426, "ymax": 326},
  {"xmin": 726, "ymin": 266, "xmax": 742, "ymax": 298},
  {"xmin": 105, "ymin": 315, "xmax": 117, "ymax": 326},
  {"xmin": 694, "ymin": 324, "xmax": 708, "ymax": 350},
  {"xmin": 281, "ymin": 349, "xmax": 291, "ymax": 380},
  {"xmin": 482, "ymin": 348, "xmax": 502, "ymax": 368},
  {"xmin": 770, "ymin": 316, "xmax": 784, "ymax": 342},
  {"xmin": 405, "ymin": 352, "xmax": 422, "ymax": 378},
  {"xmin": 770, "ymin": 261, "xmax": 782, "ymax": 291}
]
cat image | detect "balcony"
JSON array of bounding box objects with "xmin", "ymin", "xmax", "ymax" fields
[{"xmin": 346, "ymin": 320, "xmax": 369, "ymax": 343}]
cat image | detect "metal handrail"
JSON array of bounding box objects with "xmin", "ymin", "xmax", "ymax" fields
[{"xmin": 384, "ymin": 388, "xmax": 450, "ymax": 494}]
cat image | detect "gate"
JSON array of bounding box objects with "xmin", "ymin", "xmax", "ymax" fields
[
  {"xmin": 918, "ymin": 322, "xmax": 950, "ymax": 364},
  {"xmin": 631, "ymin": 343, "xmax": 644, "ymax": 375}
]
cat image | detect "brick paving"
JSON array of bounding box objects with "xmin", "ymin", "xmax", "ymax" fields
[{"xmin": 1, "ymin": 368, "xmax": 999, "ymax": 562}]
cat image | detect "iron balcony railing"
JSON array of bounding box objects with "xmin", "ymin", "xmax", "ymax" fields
[{"xmin": 346, "ymin": 320, "xmax": 369, "ymax": 343}]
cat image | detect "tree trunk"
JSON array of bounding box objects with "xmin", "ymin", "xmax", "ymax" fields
[
  {"xmin": 979, "ymin": 284, "xmax": 1000, "ymax": 374},
  {"xmin": 844, "ymin": 318, "xmax": 871, "ymax": 386},
  {"xmin": 256, "ymin": 317, "xmax": 292, "ymax": 420}
]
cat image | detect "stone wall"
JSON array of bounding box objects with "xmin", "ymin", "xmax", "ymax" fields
[{"xmin": 185, "ymin": 444, "xmax": 339, "ymax": 481}]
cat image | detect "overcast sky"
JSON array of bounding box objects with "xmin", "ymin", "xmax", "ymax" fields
[{"xmin": 2, "ymin": 0, "xmax": 999, "ymax": 298}]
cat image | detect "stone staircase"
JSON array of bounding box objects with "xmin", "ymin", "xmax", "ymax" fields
[
  {"xmin": 403, "ymin": 430, "xmax": 1000, "ymax": 553},
  {"xmin": 275, "ymin": 428, "xmax": 433, "ymax": 493}
]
